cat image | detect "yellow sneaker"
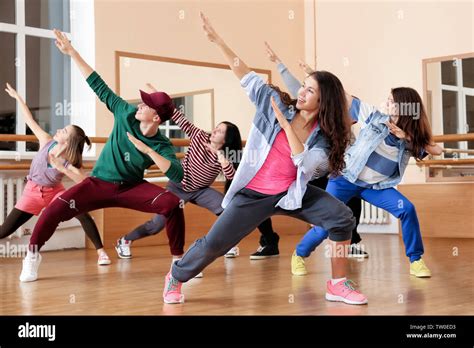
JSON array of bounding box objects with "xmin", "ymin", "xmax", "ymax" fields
[
  {"xmin": 291, "ymin": 251, "xmax": 307, "ymax": 276},
  {"xmin": 410, "ymin": 259, "xmax": 432, "ymax": 278}
]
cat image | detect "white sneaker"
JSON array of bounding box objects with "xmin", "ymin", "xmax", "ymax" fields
[
  {"xmin": 19, "ymin": 252, "xmax": 42, "ymax": 282},
  {"xmin": 224, "ymin": 246, "xmax": 240, "ymax": 258},
  {"xmin": 98, "ymin": 252, "xmax": 112, "ymax": 266},
  {"xmin": 115, "ymin": 237, "xmax": 132, "ymax": 259}
]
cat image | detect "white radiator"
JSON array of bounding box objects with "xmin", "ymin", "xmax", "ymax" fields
[
  {"xmin": 0, "ymin": 177, "xmax": 26, "ymax": 238},
  {"xmin": 359, "ymin": 200, "xmax": 389, "ymax": 225}
]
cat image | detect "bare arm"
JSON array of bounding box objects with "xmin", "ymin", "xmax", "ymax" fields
[
  {"xmin": 145, "ymin": 83, "xmax": 158, "ymax": 93},
  {"xmin": 5, "ymin": 83, "xmax": 51, "ymax": 148},
  {"xmin": 271, "ymin": 97, "xmax": 304, "ymax": 155},
  {"xmin": 54, "ymin": 29, "xmax": 93, "ymax": 79},
  {"xmin": 265, "ymin": 42, "xmax": 301, "ymax": 98},
  {"xmin": 200, "ymin": 12, "xmax": 250, "ymax": 80},
  {"xmin": 425, "ymin": 143, "xmax": 443, "ymax": 156},
  {"xmin": 48, "ymin": 153, "xmax": 87, "ymax": 183},
  {"xmin": 61, "ymin": 165, "xmax": 88, "ymax": 183}
]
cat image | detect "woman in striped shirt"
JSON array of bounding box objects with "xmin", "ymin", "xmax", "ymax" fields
[{"xmin": 115, "ymin": 84, "xmax": 278, "ymax": 263}]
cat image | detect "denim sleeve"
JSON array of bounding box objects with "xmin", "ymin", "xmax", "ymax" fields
[
  {"xmin": 351, "ymin": 97, "xmax": 378, "ymax": 126},
  {"xmin": 277, "ymin": 63, "xmax": 301, "ymax": 98},
  {"xmin": 291, "ymin": 145, "xmax": 329, "ymax": 175},
  {"xmin": 241, "ymin": 71, "xmax": 290, "ymax": 125}
]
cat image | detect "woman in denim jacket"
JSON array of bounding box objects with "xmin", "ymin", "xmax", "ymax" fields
[
  {"xmin": 162, "ymin": 13, "xmax": 369, "ymax": 306},
  {"xmin": 262, "ymin": 43, "xmax": 369, "ymax": 276},
  {"xmin": 298, "ymin": 85, "xmax": 443, "ymax": 278}
]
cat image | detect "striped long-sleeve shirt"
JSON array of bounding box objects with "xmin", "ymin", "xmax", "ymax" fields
[{"xmin": 171, "ymin": 109, "xmax": 235, "ymax": 192}]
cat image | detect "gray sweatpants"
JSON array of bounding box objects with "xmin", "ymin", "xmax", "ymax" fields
[
  {"xmin": 172, "ymin": 186, "xmax": 355, "ymax": 282},
  {"xmin": 125, "ymin": 181, "xmax": 224, "ymax": 241}
]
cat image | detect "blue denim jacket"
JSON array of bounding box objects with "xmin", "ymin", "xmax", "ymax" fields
[
  {"xmin": 342, "ymin": 98, "xmax": 412, "ymax": 189},
  {"xmin": 222, "ymin": 71, "xmax": 330, "ymax": 210}
]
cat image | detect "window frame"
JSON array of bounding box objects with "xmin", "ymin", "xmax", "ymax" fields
[
  {"xmin": 0, "ymin": 0, "xmax": 96, "ymax": 160},
  {"xmin": 440, "ymin": 58, "xmax": 474, "ymax": 158}
]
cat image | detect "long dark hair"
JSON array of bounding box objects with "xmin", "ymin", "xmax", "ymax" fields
[
  {"xmin": 220, "ymin": 121, "xmax": 243, "ymax": 193},
  {"xmin": 63, "ymin": 125, "xmax": 91, "ymax": 168},
  {"xmin": 270, "ymin": 71, "xmax": 352, "ymax": 175},
  {"xmin": 391, "ymin": 87, "xmax": 433, "ymax": 160}
]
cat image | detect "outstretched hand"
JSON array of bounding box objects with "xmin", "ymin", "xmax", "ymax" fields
[
  {"xmin": 264, "ymin": 41, "xmax": 281, "ymax": 64},
  {"xmin": 145, "ymin": 83, "xmax": 158, "ymax": 93},
  {"xmin": 271, "ymin": 97, "xmax": 291, "ymax": 130},
  {"xmin": 298, "ymin": 59, "xmax": 315, "ymax": 75},
  {"xmin": 200, "ymin": 12, "xmax": 221, "ymax": 44},
  {"xmin": 205, "ymin": 143, "xmax": 226, "ymax": 163},
  {"xmin": 54, "ymin": 29, "xmax": 75, "ymax": 56},
  {"xmin": 127, "ymin": 132, "xmax": 152, "ymax": 154},
  {"xmin": 5, "ymin": 83, "xmax": 20, "ymax": 100},
  {"xmin": 48, "ymin": 152, "xmax": 66, "ymax": 172},
  {"xmin": 386, "ymin": 120, "xmax": 408, "ymax": 140}
]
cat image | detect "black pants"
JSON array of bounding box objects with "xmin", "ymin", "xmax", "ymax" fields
[
  {"xmin": 0, "ymin": 208, "xmax": 104, "ymax": 249},
  {"xmin": 308, "ymin": 176, "xmax": 362, "ymax": 244}
]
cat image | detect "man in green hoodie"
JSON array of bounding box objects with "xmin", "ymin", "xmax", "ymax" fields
[{"xmin": 21, "ymin": 30, "xmax": 185, "ymax": 282}]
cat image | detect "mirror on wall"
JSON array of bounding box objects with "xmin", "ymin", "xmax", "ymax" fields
[
  {"xmin": 423, "ymin": 53, "xmax": 474, "ymax": 181},
  {"xmin": 117, "ymin": 52, "xmax": 271, "ymax": 141}
]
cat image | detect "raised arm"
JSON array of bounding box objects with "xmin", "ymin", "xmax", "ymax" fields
[
  {"xmin": 54, "ymin": 29, "xmax": 130, "ymax": 115},
  {"xmin": 270, "ymin": 97, "xmax": 304, "ymax": 155},
  {"xmin": 270, "ymin": 96, "xmax": 328, "ymax": 176},
  {"xmin": 54, "ymin": 29, "xmax": 92, "ymax": 79},
  {"xmin": 425, "ymin": 143, "xmax": 443, "ymax": 156},
  {"xmin": 5, "ymin": 83, "xmax": 51, "ymax": 149},
  {"xmin": 171, "ymin": 109, "xmax": 203, "ymax": 139},
  {"xmin": 201, "ymin": 12, "xmax": 250, "ymax": 80},
  {"xmin": 264, "ymin": 41, "xmax": 301, "ymax": 98}
]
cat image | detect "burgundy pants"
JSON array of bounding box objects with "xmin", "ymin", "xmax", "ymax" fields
[{"xmin": 29, "ymin": 177, "xmax": 185, "ymax": 255}]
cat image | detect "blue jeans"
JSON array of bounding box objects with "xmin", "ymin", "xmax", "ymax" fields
[{"xmin": 296, "ymin": 176, "xmax": 424, "ymax": 263}]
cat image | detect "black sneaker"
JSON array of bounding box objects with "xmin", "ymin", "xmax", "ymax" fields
[
  {"xmin": 348, "ymin": 244, "xmax": 369, "ymax": 258},
  {"xmin": 249, "ymin": 244, "xmax": 279, "ymax": 260}
]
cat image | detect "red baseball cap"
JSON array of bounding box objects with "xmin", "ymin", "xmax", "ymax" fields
[{"xmin": 139, "ymin": 90, "xmax": 175, "ymax": 122}]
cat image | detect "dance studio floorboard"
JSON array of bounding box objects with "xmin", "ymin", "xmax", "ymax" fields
[{"xmin": 1, "ymin": 234, "xmax": 473, "ymax": 315}]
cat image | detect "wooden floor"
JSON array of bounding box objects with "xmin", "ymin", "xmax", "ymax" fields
[{"xmin": 1, "ymin": 233, "xmax": 473, "ymax": 315}]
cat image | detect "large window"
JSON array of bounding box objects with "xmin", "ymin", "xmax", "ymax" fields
[
  {"xmin": 440, "ymin": 57, "xmax": 474, "ymax": 157},
  {"xmin": 0, "ymin": 0, "xmax": 89, "ymax": 157}
]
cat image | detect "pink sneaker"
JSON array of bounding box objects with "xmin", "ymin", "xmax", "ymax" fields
[
  {"xmin": 163, "ymin": 272, "xmax": 184, "ymax": 304},
  {"xmin": 325, "ymin": 279, "xmax": 368, "ymax": 305}
]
